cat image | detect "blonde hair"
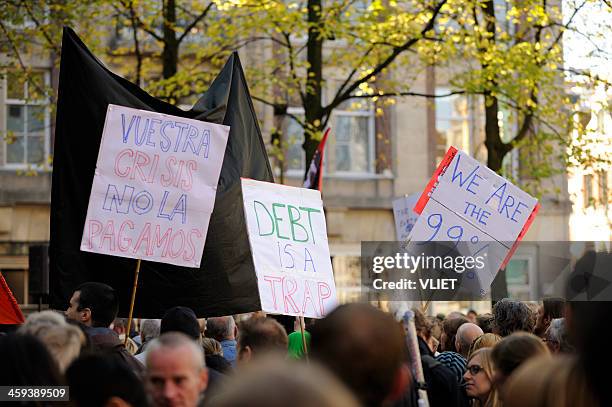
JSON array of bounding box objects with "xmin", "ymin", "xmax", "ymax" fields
[
  {"xmin": 468, "ymin": 333, "xmax": 503, "ymax": 359},
  {"xmin": 468, "ymin": 348, "xmax": 502, "ymax": 407},
  {"xmin": 202, "ymin": 337, "xmax": 223, "ymax": 356}
]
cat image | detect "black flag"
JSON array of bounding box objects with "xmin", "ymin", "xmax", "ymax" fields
[{"xmin": 50, "ymin": 27, "xmax": 273, "ymax": 317}]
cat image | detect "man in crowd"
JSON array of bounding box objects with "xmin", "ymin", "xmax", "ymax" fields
[
  {"xmin": 136, "ymin": 319, "xmax": 161, "ymax": 364},
  {"xmin": 543, "ymin": 318, "xmax": 573, "ymax": 354},
  {"xmin": 146, "ymin": 332, "xmax": 208, "ymax": 407},
  {"xmin": 492, "ymin": 298, "xmax": 535, "ymax": 337},
  {"xmin": 455, "ymin": 323, "xmax": 483, "ymax": 359},
  {"xmin": 533, "ymin": 297, "xmax": 565, "ymax": 337},
  {"xmin": 310, "ymin": 303, "xmax": 411, "ymax": 407},
  {"xmin": 236, "ymin": 317, "xmax": 288, "ymax": 364},
  {"xmin": 205, "ymin": 316, "xmax": 237, "ymax": 366},
  {"xmin": 65, "ymin": 282, "xmax": 142, "ymax": 373}
]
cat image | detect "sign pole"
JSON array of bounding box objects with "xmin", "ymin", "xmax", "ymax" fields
[
  {"xmin": 299, "ymin": 315, "xmax": 309, "ymax": 362},
  {"xmin": 124, "ymin": 258, "xmax": 141, "ymax": 347}
]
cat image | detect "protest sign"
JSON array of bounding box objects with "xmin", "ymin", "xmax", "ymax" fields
[
  {"xmin": 409, "ymin": 147, "xmax": 539, "ymax": 297},
  {"xmin": 392, "ymin": 193, "xmax": 420, "ymax": 241},
  {"xmin": 80, "ymin": 104, "xmax": 229, "ymax": 268},
  {"xmin": 241, "ymin": 179, "xmax": 338, "ymax": 318}
]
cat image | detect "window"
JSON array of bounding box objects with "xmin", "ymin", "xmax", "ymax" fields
[
  {"xmin": 435, "ymin": 87, "xmax": 484, "ymax": 165},
  {"xmin": 3, "ymin": 71, "xmax": 50, "ymax": 169},
  {"xmin": 598, "ymin": 171, "xmax": 609, "ymax": 209},
  {"xmin": 584, "ymin": 174, "xmax": 594, "ymax": 207},
  {"xmin": 283, "ymin": 99, "xmax": 375, "ymax": 176}
]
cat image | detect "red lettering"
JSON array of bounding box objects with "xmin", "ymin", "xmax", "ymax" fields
[
  {"xmin": 114, "ymin": 149, "xmax": 133, "ymax": 178},
  {"xmin": 133, "ymin": 222, "xmax": 152, "ymax": 255},
  {"xmin": 301, "ymin": 280, "xmax": 318, "ymax": 317},
  {"xmin": 99, "ymin": 220, "xmax": 115, "ymax": 251},
  {"xmin": 118, "ymin": 220, "xmax": 134, "ymax": 252},
  {"xmin": 161, "ymin": 156, "xmax": 176, "ymax": 187},
  {"xmin": 263, "ymin": 276, "xmax": 282, "ymax": 311},
  {"xmin": 150, "ymin": 225, "xmax": 172, "ymax": 257},
  {"xmin": 87, "ymin": 220, "xmax": 103, "ymax": 249},
  {"xmin": 317, "ymin": 282, "xmax": 332, "ymax": 316},
  {"xmin": 168, "ymin": 229, "xmax": 185, "ymax": 258},
  {"xmin": 130, "ymin": 151, "xmax": 150, "ymax": 182},
  {"xmin": 183, "ymin": 228, "xmax": 202, "ymax": 261},
  {"xmin": 282, "ymin": 276, "xmax": 300, "ymax": 314}
]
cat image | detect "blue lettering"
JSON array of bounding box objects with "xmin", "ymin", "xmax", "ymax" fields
[
  {"xmin": 159, "ymin": 121, "xmax": 173, "ymax": 152},
  {"xmin": 451, "ymin": 154, "xmax": 480, "ymax": 187},
  {"xmin": 102, "ymin": 184, "xmax": 134, "ymax": 214},
  {"xmin": 120, "ymin": 114, "xmax": 140, "ymax": 144}
]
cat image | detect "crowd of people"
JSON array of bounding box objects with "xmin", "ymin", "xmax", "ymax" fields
[{"xmin": 1, "ymin": 251, "xmax": 611, "ymax": 407}]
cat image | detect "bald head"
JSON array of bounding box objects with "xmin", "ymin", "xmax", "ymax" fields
[{"xmin": 455, "ymin": 323, "xmax": 483, "ymax": 357}]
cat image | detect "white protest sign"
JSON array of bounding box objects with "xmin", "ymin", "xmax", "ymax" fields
[
  {"xmin": 392, "ymin": 193, "xmax": 420, "ymax": 241},
  {"xmin": 80, "ymin": 104, "xmax": 230, "ymax": 268},
  {"xmin": 241, "ymin": 178, "xmax": 338, "ymax": 318},
  {"xmin": 409, "ymin": 147, "xmax": 539, "ymax": 297}
]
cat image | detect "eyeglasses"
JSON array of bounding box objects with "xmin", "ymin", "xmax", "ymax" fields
[{"xmin": 466, "ymin": 365, "xmax": 484, "ymax": 375}]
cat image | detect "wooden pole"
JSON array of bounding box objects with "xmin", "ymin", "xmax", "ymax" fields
[
  {"xmin": 299, "ymin": 315, "xmax": 309, "ymax": 362},
  {"xmin": 124, "ymin": 259, "xmax": 141, "ymax": 347}
]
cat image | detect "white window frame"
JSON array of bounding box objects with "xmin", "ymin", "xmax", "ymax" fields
[
  {"xmin": 283, "ymin": 103, "xmax": 376, "ymax": 179},
  {"xmin": 3, "ymin": 70, "xmax": 51, "ymax": 170}
]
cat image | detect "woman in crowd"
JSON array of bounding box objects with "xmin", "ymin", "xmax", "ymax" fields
[
  {"xmin": 468, "ymin": 333, "xmax": 502, "ymax": 359},
  {"xmin": 463, "ymin": 348, "xmax": 501, "ymax": 407}
]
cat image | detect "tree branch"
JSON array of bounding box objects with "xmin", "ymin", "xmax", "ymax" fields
[{"xmin": 177, "ymin": 2, "xmax": 214, "ymax": 44}]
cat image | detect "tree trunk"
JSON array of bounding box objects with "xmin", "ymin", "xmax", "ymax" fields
[
  {"xmin": 303, "ymin": 0, "xmax": 324, "ymax": 177},
  {"xmin": 162, "ymin": 0, "xmax": 178, "ymax": 80}
]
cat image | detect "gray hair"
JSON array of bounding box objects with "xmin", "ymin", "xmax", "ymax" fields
[
  {"xmin": 206, "ymin": 316, "xmax": 236, "ymax": 341},
  {"xmin": 546, "ymin": 318, "xmax": 574, "ymax": 353},
  {"xmin": 146, "ymin": 332, "xmax": 205, "ymax": 371},
  {"xmin": 140, "ymin": 319, "xmax": 161, "ymax": 343}
]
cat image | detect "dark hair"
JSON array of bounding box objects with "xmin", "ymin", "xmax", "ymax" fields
[
  {"xmin": 492, "ymin": 299, "xmax": 535, "ymax": 337},
  {"xmin": 491, "ymin": 332, "xmax": 548, "ymax": 377},
  {"xmin": 310, "ymin": 303, "xmax": 406, "ymax": 407},
  {"xmin": 75, "ymin": 282, "xmax": 119, "ymax": 328},
  {"xmin": 476, "ymin": 313, "xmax": 494, "ymax": 334},
  {"xmin": 237, "ymin": 317, "xmax": 288, "ymax": 356},
  {"xmin": 542, "ymin": 297, "xmax": 565, "ymax": 319},
  {"xmin": 66, "ymin": 353, "xmax": 147, "ymax": 407},
  {"xmin": 206, "ymin": 316, "xmax": 234, "ymax": 342},
  {"xmin": 412, "ymin": 308, "xmax": 432, "ymax": 339},
  {"xmin": 442, "ymin": 316, "xmax": 468, "ymax": 352},
  {"xmin": 0, "ymin": 333, "xmax": 63, "ymax": 386},
  {"xmin": 160, "ymin": 306, "xmax": 200, "ymax": 340}
]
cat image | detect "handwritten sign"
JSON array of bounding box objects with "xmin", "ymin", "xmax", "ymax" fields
[
  {"xmin": 241, "ymin": 178, "xmax": 338, "ymax": 318},
  {"xmin": 392, "ymin": 193, "xmax": 420, "ymax": 241},
  {"xmin": 80, "ymin": 104, "xmax": 230, "ymax": 267},
  {"xmin": 410, "ymin": 147, "xmax": 539, "ymax": 297}
]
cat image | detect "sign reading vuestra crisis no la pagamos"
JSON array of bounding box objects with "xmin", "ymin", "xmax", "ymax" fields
[
  {"xmin": 241, "ymin": 178, "xmax": 338, "ymax": 319},
  {"xmin": 80, "ymin": 104, "xmax": 230, "ymax": 268}
]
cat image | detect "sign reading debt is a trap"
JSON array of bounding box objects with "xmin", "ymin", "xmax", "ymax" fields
[
  {"xmin": 241, "ymin": 179, "xmax": 338, "ymax": 318},
  {"xmin": 397, "ymin": 147, "xmax": 539, "ymax": 299},
  {"xmin": 80, "ymin": 104, "xmax": 230, "ymax": 267}
]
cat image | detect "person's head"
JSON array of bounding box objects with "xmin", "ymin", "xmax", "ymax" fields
[
  {"xmin": 141, "ymin": 319, "xmax": 161, "ymax": 344},
  {"xmin": 468, "ymin": 333, "xmax": 503, "ymax": 359},
  {"xmin": 202, "ymin": 337, "xmax": 223, "ymax": 356},
  {"xmin": 236, "ymin": 317, "xmax": 288, "ymax": 364},
  {"xmin": 455, "ymin": 323, "xmax": 484, "ymax": 358},
  {"xmin": 160, "ymin": 306, "xmax": 201, "ymax": 342},
  {"xmin": 208, "ymin": 357, "xmax": 360, "ymax": 407},
  {"xmin": 440, "ymin": 316, "xmax": 469, "ymax": 352},
  {"xmin": 66, "ymin": 353, "xmax": 148, "ymax": 407},
  {"xmin": 19, "ymin": 311, "xmax": 85, "ymax": 373},
  {"xmin": 146, "ymin": 332, "xmax": 208, "ymax": 407},
  {"xmin": 492, "ymin": 299, "xmax": 535, "ymax": 337},
  {"xmin": 491, "ymin": 332, "xmax": 549, "ymax": 391},
  {"xmin": 467, "ymin": 309, "xmax": 478, "ymax": 323},
  {"xmin": 463, "ymin": 348, "xmax": 499, "ymax": 406},
  {"xmin": 205, "ymin": 316, "xmax": 236, "ymax": 342},
  {"xmin": 543, "ymin": 318, "xmax": 573, "ymax": 354},
  {"xmin": 534, "ymin": 297, "xmax": 565, "ymax": 337},
  {"xmin": 0, "ymin": 333, "xmax": 63, "ymax": 386},
  {"xmin": 311, "ymin": 303, "xmax": 411, "ymax": 407},
  {"xmin": 476, "ymin": 313, "xmax": 494, "ymax": 334},
  {"xmin": 113, "ymin": 318, "xmax": 128, "ymax": 335},
  {"xmin": 65, "ymin": 282, "xmax": 119, "ymax": 327}
]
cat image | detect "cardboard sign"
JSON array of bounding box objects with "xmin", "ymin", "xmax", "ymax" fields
[
  {"xmin": 409, "ymin": 147, "xmax": 539, "ymax": 296},
  {"xmin": 392, "ymin": 193, "xmax": 420, "ymax": 241},
  {"xmin": 80, "ymin": 104, "xmax": 230, "ymax": 267},
  {"xmin": 241, "ymin": 178, "xmax": 338, "ymax": 318}
]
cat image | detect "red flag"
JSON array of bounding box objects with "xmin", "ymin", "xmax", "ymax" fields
[
  {"xmin": 0, "ymin": 272, "xmax": 24, "ymax": 324},
  {"xmin": 303, "ymin": 128, "xmax": 331, "ymax": 191}
]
